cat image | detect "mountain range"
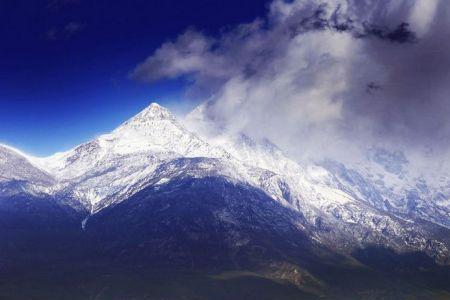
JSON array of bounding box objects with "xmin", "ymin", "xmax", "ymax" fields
[{"xmin": 1, "ymin": 103, "xmax": 449, "ymax": 299}]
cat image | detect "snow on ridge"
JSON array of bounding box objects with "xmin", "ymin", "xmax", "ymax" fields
[
  {"xmin": 0, "ymin": 144, "xmax": 55, "ymax": 185},
  {"xmin": 0, "ymin": 143, "xmax": 46, "ymax": 172}
]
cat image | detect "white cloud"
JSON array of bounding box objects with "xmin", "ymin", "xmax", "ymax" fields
[
  {"xmin": 408, "ymin": 0, "xmax": 439, "ymax": 36},
  {"xmin": 132, "ymin": 0, "xmax": 450, "ymax": 166}
]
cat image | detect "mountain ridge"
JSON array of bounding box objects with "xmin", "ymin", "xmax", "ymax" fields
[{"xmin": 1, "ymin": 102, "xmax": 449, "ymax": 266}]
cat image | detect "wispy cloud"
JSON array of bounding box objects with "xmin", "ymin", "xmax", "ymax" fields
[
  {"xmin": 46, "ymin": 21, "xmax": 85, "ymax": 40},
  {"xmin": 131, "ymin": 0, "xmax": 450, "ymax": 166}
]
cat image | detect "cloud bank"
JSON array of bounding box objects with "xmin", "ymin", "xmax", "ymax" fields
[{"xmin": 131, "ymin": 0, "xmax": 450, "ymax": 166}]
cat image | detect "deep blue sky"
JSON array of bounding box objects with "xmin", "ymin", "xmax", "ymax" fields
[{"xmin": 0, "ymin": 0, "xmax": 269, "ymax": 156}]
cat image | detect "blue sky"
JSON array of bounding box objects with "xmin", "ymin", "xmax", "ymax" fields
[{"xmin": 0, "ymin": 0, "xmax": 269, "ymax": 156}]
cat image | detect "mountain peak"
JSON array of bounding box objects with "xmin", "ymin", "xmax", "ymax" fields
[
  {"xmin": 135, "ymin": 102, "xmax": 174, "ymax": 121},
  {"xmin": 116, "ymin": 102, "xmax": 175, "ymax": 130}
]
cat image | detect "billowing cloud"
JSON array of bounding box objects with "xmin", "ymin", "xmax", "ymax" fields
[{"xmin": 131, "ymin": 0, "xmax": 450, "ymax": 167}]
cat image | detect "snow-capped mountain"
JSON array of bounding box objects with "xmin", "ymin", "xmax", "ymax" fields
[
  {"xmin": 1, "ymin": 102, "xmax": 449, "ymax": 264},
  {"xmin": 2, "ymin": 102, "xmax": 450, "ymax": 298},
  {"xmin": 28, "ymin": 104, "xmax": 231, "ymax": 210}
]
